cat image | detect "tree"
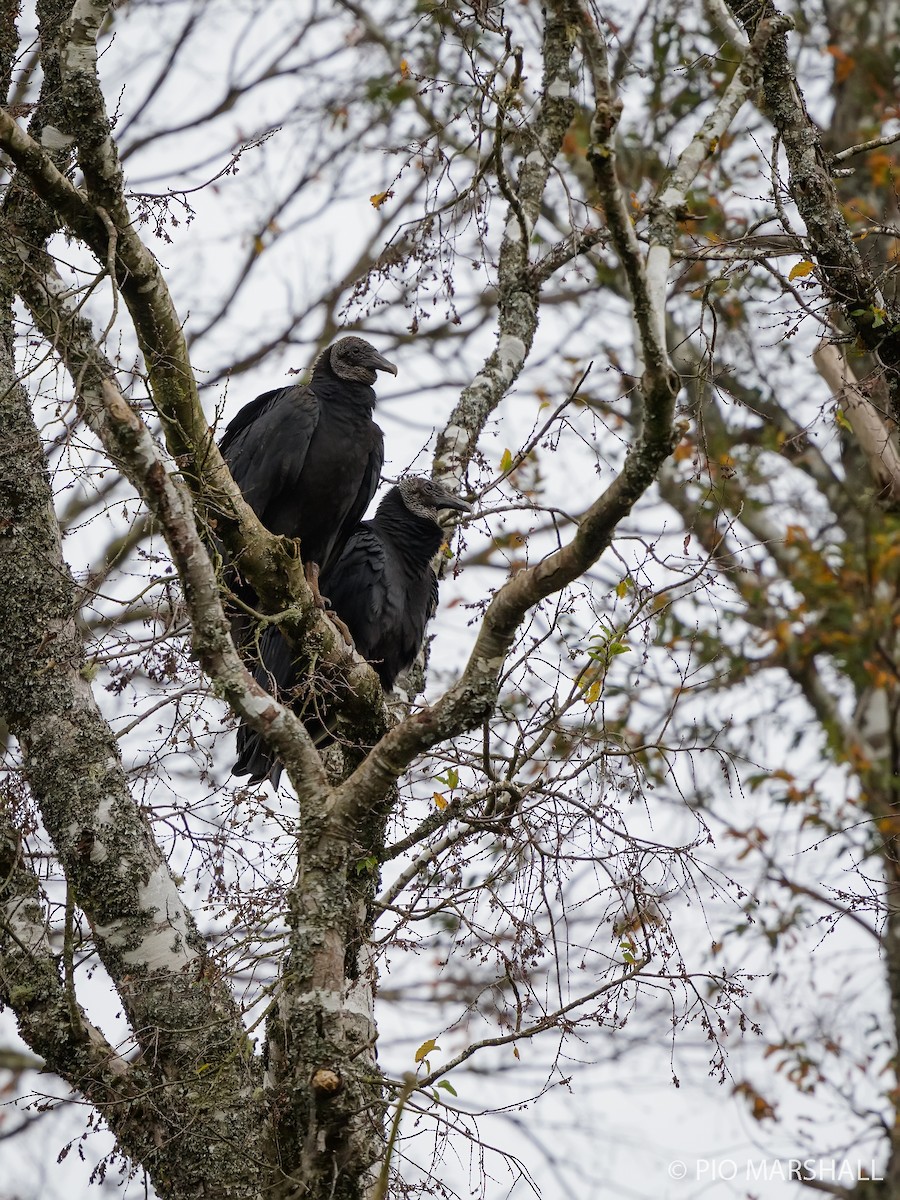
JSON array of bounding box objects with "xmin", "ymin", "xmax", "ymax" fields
[{"xmin": 1, "ymin": 0, "xmax": 899, "ymax": 1197}]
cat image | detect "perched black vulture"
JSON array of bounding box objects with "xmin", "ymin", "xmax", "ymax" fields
[
  {"xmin": 232, "ymin": 476, "xmax": 471, "ymax": 784},
  {"xmin": 219, "ymin": 336, "xmax": 394, "ymax": 601},
  {"xmin": 319, "ymin": 477, "xmax": 471, "ymax": 688}
]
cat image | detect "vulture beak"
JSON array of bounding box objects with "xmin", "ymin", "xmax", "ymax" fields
[
  {"xmin": 437, "ymin": 493, "xmax": 472, "ymax": 514},
  {"xmin": 370, "ymin": 350, "xmax": 398, "ymax": 377}
]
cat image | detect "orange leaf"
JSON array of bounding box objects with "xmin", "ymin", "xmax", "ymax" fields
[{"xmin": 825, "ymin": 44, "xmax": 856, "ymax": 84}]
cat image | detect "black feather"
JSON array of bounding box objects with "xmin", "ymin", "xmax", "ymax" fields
[{"xmin": 219, "ymin": 337, "xmax": 393, "ymax": 577}]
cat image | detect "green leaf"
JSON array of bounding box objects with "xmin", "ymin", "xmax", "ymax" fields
[{"xmin": 437, "ymin": 1080, "xmax": 458, "ymax": 1096}]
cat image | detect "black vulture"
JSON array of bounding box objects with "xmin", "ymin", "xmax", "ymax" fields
[
  {"xmin": 232, "ymin": 476, "xmax": 471, "ymax": 784},
  {"xmin": 219, "ymin": 336, "xmax": 394, "ymax": 604}
]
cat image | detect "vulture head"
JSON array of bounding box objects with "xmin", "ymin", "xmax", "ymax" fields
[
  {"xmin": 319, "ymin": 337, "xmax": 398, "ymax": 384},
  {"xmin": 397, "ymin": 476, "xmax": 472, "ymax": 520}
]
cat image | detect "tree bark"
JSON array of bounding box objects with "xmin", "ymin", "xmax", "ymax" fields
[{"xmin": 0, "ymin": 259, "xmax": 268, "ymax": 1198}]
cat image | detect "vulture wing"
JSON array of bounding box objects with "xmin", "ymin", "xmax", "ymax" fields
[
  {"xmin": 321, "ymin": 434, "xmax": 385, "ymax": 576},
  {"xmin": 232, "ymin": 627, "xmax": 298, "ymax": 784},
  {"xmin": 322, "ymin": 524, "xmax": 388, "ymax": 644},
  {"xmin": 219, "ymin": 387, "xmax": 285, "ymax": 454},
  {"xmin": 219, "ymin": 385, "xmax": 320, "ymax": 525}
]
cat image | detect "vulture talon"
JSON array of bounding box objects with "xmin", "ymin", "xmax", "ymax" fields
[
  {"xmin": 305, "ymin": 562, "xmax": 327, "ymax": 611},
  {"xmin": 329, "ymin": 612, "xmax": 355, "ymax": 647}
]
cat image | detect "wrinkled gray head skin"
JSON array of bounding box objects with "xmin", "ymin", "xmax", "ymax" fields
[
  {"xmin": 396, "ymin": 475, "xmax": 472, "ymax": 520},
  {"xmin": 322, "ymin": 337, "xmax": 398, "ymax": 384}
]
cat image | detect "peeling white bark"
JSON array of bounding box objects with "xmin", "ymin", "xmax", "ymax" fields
[
  {"xmin": 62, "ymin": 0, "xmax": 107, "ymax": 77},
  {"xmin": 40, "ymin": 126, "xmax": 74, "ymax": 150},
  {"xmin": 643, "ymin": 244, "xmax": 671, "ymax": 360},
  {"xmin": 94, "ymin": 863, "xmax": 196, "ymax": 970},
  {"xmin": 814, "ymin": 340, "xmax": 900, "ymax": 503},
  {"xmin": 345, "ymin": 944, "xmax": 377, "ymax": 1023},
  {"xmin": 441, "ymin": 423, "xmax": 472, "ymax": 456},
  {"xmin": 497, "ymin": 333, "xmax": 527, "ymax": 377},
  {"xmin": 503, "ymin": 215, "xmax": 523, "ymax": 241},
  {"xmin": 3, "ymin": 890, "xmax": 46, "ymax": 953}
]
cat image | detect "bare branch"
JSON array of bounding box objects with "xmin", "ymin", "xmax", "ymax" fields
[
  {"xmin": 415, "ymin": 957, "xmax": 649, "ymax": 1087},
  {"xmin": 831, "ymin": 127, "xmax": 900, "ymax": 165},
  {"xmin": 332, "ymin": 399, "xmax": 682, "ymax": 823},
  {"xmin": 0, "ymin": 815, "xmax": 132, "ymax": 1092},
  {"xmin": 433, "ymin": 0, "xmax": 582, "ymax": 489},
  {"xmin": 645, "ymin": 12, "xmax": 791, "ymax": 348},
  {"xmin": 725, "ymin": 0, "xmax": 900, "ymax": 423}
]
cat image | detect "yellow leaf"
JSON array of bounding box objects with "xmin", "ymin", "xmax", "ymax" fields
[
  {"xmin": 370, "ymin": 190, "xmax": 393, "ymax": 209},
  {"xmin": 513, "ymin": 1046, "xmax": 520, "ymax": 1060},
  {"xmin": 615, "ymin": 577, "xmax": 628, "ymax": 598},
  {"xmin": 400, "ymin": 59, "xmax": 409, "ymax": 78},
  {"xmin": 499, "ymin": 448, "xmax": 513, "ymax": 472},
  {"xmin": 584, "ymin": 681, "xmax": 602, "ymax": 703},
  {"xmin": 433, "ymin": 792, "xmax": 448, "ymax": 810},
  {"xmin": 415, "ymin": 1038, "xmax": 439, "ymax": 1063},
  {"xmin": 788, "ymin": 260, "xmax": 814, "ymax": 280},
  {"xmin": 835, "ymin": 407, "xmax": 852, "ymax": 431}
]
